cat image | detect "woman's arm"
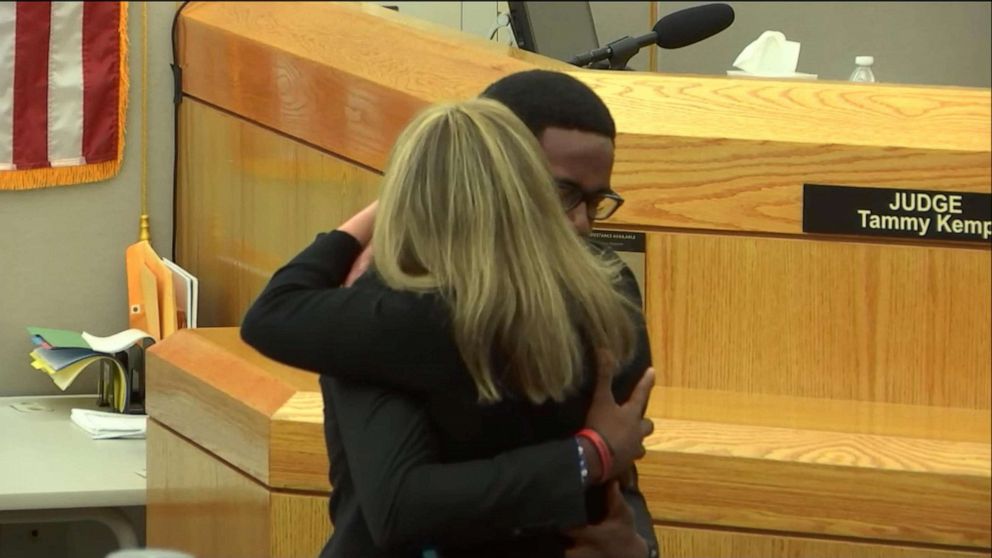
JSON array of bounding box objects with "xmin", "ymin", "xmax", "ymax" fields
[
  {"xmin": 243, "ymin": 208, "xmax": 653, "ymax": 555},
  {"xmin": 323, "ymin": 350, "xmax": 653, "ymax": 554},
  {"xmin": 241, "ymin": 226, "xmax": 456, "ymax": 393},
  {"xmin": 337, "ymin": 201, "xmax": 377, "ymax": 246},
  {"xmin": 326, "ymin": 377, "xmax": 591, "ymax": 551}
]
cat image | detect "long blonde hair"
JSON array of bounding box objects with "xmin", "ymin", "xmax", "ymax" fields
[{"xmin": 373, "ymin": 99, "xmax": 636, "ymax": 404}]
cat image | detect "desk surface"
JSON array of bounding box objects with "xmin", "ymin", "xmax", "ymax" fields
[{"xmin": 0, "ymin": 395, "xmax": 146, "ymax": 511}]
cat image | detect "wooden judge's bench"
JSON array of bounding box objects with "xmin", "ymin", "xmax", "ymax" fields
[{"xmin": 147, "ymin": 3, "xmax": 991, "ymax": 557}]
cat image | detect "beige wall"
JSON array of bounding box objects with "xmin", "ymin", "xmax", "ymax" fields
[
  {"xmin": 0, "ymin": 3, "xmax": 176, "ymax": 397},
  {"xmin": 654, "ymin": 1, "xmax": 991, "ymax": 87},
  {"xmin": 590, "ymin": 2, "xmax": 654, "ymax": 71},
  {"xmin": 488, "ymin": 1, "xmax": 992, "ymax": 86},
  {"xmin": 377, "ymin": 2, "xmax": 503, "ymax": 38}
]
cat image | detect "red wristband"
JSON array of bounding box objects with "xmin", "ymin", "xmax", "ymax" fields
[{"xmin": 577, "ymin": 428, "xmax": 613, "ymax": 483}]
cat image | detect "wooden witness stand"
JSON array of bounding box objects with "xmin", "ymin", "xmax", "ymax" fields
[{"xmin": 147, "ymin": 2, "xmax": 991, "ymax": 557}]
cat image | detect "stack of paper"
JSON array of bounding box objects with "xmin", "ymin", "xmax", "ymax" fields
[
  {"xmin": 164, "ymin": 258, "xmax": 198, "ymax": 329},
  {"xmin": 83, "ymin": 329, "xmax": 159, "ymax": 353},
  {"xmin": 71, "ymin": 408, "xmax": 147, "ymax": 439},
  {"xmin": 27, "ymin": 327, "xmax": 153, "ymax": 413}
]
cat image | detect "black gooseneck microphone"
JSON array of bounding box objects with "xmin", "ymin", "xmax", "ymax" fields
[{"xmin": 568, "ymin": 3, "xmax": 735, "ymax": 69}]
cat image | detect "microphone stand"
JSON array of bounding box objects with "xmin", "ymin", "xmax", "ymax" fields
[
  {"xmin": 586, "ymin": 60, "xmax": 635, "ymax": 71},
  {"xmin": 571, "ymin": 2, "xmax": 736, "ymax": 71},
  {"xmin": 602, "ymin": 35, "xmax": 644, "ymax": 70},
  {"xmin": 586, "ymin": 58, "xmax": 634, "ymax": 71},
  {"xmin": 575, "ymin": 35, "xmax": 647, "ymax": 71}
]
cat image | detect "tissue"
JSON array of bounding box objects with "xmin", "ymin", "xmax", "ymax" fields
[{"xmin": 729, "ymin": 31, "xmax": 816, "ymax": 79}]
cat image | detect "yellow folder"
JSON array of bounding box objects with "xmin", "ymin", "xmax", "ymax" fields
[
  {"xmin": 30, "ymin": 352, "xmax": 129, "ymax": 412},
  {"xmin": 125, "ymin": 240, "xmax": 177, "ymax": 340}
]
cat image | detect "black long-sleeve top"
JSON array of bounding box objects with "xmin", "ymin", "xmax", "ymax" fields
[{"xmin": 241, "ymin": 230, "xmax": 657, "ymax": 558}]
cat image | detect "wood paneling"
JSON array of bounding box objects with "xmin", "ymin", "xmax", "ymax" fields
[
  {"xmin": 146, "ymin": 341, "xmax": 274, "ymax": 484},
  {"xmin": 271, "ymin": 489, "xmax": 332, "ymax": 558},
  {"xmin": 147, "ymin": 420, "xmax": 269, "ymax": 557},
  {"xmin": 178, "ymin": 3, "xmax": 989, "ymax": 235},
  {"xmin": 586, "ymin": 71, "xmax": 990, "ymax": 233},
  {"xmin": 647, "ymin": 418, "xmax": 990, "ymax": 478},
  {"xmin": 647, "ymin": 388, "xmax": 991, "ymax": 444},
  {"xmin": 655, "ymin": 525, "xmax": 990, "ymax": 558},
  {"xmin": 166, "ymin": 4, "xmax": 991, "ymax": 554},
  {"xmin": 644, "ymin": 232, "xmax": 992, "ymax": 408},
  {"xmin": 642, "ymin": 419, "xmax": 991, "ymax": 548},
  {"xmin": 147, "ymin": 420, "xmax": 329, "ymax": 558},
  {"xmin": 146, "ymin": 328, "xmax": 329, "ymax": 492},
  {"xmin": 607, "ymin": 134, "xmax": 990, "ymax": 233},
  {"xmin": 573, "ymin": 72, "xmax": 990, "ymax": 153},
  {"xmin": 148, "ymin": 328, "xmax": 992, "ymax": 547},
  {"xmin": 596, "ymin": 67, "xmax": 991, "ymax": 232},
  {"xmin": 271, "ymin": 393, "xmax": 330, "ymax": 491},
  {"xmin": 147, "ymin": 327, "xmax": 991, "ymax": 551},
  {"xmin": 177, "ymin": 98, "xmax": 381, "ymax": 327},
  {"xmin": 178, "ymin": 1, "xmax": 569, "ymax": 171}
]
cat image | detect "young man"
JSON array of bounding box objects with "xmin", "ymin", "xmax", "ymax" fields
[
  {"xmin": 483, "ymin": 70, "xmax": 623, "ymax": 239},
  {"xmin": 243, "ymin": 71, "xmax": 657, "ymax": 558},
  {"xmin": 482, "ymin": 70, "xmax": 654, "ymax": 556}
]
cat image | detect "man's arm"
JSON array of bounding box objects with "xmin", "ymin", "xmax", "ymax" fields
[
  {"xmin": 593, "ymin": 248, "xmax": 660, "ymax": 556},
  {"xmin": 566, "ymin": 482, "xmax": 649, "ymax": 558}
]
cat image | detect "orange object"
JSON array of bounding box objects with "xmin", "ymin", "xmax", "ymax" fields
[{"xmin": 125, "ymin": 240, "xmax": 177, "ymax": 340}]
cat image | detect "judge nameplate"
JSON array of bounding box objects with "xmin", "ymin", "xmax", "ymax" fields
[{"xmin": 803, "ymin": 184, "xmax": 991, "ymax": 244}]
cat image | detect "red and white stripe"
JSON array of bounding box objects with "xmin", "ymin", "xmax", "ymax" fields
[{"xmin": 0, "ymin": 1, "xmax": 121, "ymax": 172}]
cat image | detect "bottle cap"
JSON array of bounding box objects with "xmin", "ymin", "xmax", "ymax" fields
[{"xmin": 855, "ymin": 56, "xmax": 874, "ymax": 66}]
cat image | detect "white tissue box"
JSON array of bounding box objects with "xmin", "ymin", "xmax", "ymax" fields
[
  {"xmin": 726, "ymin": 70, "xmax": 818, "ymax": 80},
  {"xmin": 730, "ymin": 30, "xmax": 816, "ymax": 80}
]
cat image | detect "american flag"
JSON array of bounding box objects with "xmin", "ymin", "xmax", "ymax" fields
[{"xmin": 0, "ymin": 1, "xmax": 126, "ymax": 190}]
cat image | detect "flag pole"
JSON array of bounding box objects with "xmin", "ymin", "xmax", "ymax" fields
[
  {"xmin": 138, "ymin": 1, "xmax": 150, "ymax": 242},
  {"xmin": 126, "ymin": 2, "xmax": 179, "ymax": 341}
]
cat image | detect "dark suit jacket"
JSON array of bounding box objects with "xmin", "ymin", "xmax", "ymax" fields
[{"xmin": 242, "ymin": 230, "xmax": 658, "ymax": 557}]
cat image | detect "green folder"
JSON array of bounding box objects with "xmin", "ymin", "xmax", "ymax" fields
[{"xmin": 27, "ymin": 327, "xmax": 89, "ymax": 349}]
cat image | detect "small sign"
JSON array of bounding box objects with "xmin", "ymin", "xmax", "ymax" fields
[
  {"xmin": 803, "ymin": 184, "xmax": 991, "ymax": 243},
  {"xmin": 589, "ymin": 230, "xmax": 646, "ymax": 253},
  {"xmin": 590, "ymin": 230, "xmax": 647, "ymax": 302}
]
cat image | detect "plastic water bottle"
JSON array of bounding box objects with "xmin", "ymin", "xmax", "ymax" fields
[{"xmin": 849, "ymin": 56, "xmax": 877, "ymax": 83}]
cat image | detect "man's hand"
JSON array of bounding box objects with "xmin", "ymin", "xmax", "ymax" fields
[
  {"xmin": 584, "ymin": 350, "xmax": 654, "ymax": 480},
  {"xmin": 564, "ymin": 482, "xmax": 648, "ymax": 558}
]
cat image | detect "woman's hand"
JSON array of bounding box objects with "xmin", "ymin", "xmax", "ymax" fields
[
  {"xmin": 340, "ymin": 201, "xmax": 378, "ymax": 286},
  {"xmin": 339, "ymin": 201, "xmax": 379, "ymax": 246},
  {"xmin": 582, "ymin": 351, "xmax": 655, "ymax": 481},
  {"xmin": 345, "ymin": 245, "xmax": 374, "ymax": 286}
]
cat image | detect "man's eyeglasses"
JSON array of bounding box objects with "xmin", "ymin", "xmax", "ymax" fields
[{"xmin": 555, "ymin": 179, "xmax": 624, "ymax": 220}]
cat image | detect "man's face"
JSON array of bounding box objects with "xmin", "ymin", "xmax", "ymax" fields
[{"xmin": 539, "ymin": 127, "xmax": 616, "ymax": 236}]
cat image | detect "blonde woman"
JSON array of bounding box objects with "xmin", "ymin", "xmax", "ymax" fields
[{"xmin": 242, "ymin": 99, "xmax": 655, "ymax": 558}]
